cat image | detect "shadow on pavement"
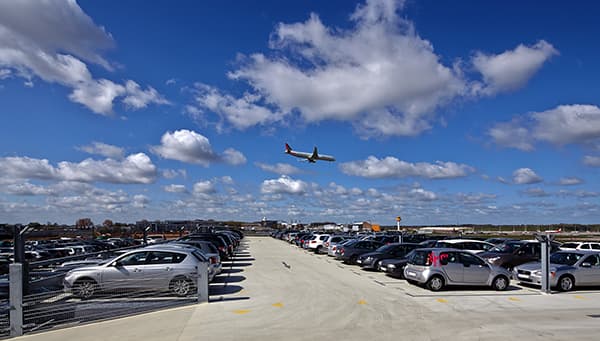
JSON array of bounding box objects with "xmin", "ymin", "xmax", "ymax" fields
[
  {"xmin": 220, "ymin": 268, "xmax": 244, "ymax": 274},
  {"xmin": 211, "ymin": 275, "xmax": 246, "ymax": 284},
  {"xmin": 209, "ymin": 284, "xmax": 244, "ymax": 296}
]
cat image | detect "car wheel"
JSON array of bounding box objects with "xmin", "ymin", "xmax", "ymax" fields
[
  {"xmin": 426, "ymin": 275, "xmax": 444, "ymax": 291},
  {"xmin": 557, "ymin": 275, "xmax": 574, "ymax": 292},
  {"xmin": 73, "ymin": 278, "xmax": 97, "ymax": 299},
  {"xmin": 315, "ymin": 246, "xmax": 322, "ymax": 254},
  {"xmin": 170, "ymin": 277, "xmax": 194, "ymax": 297},
  {"xmin": 376, "ymin": 261, "xmax": 383, "ymax": 271},
  {"xmin": 349, "ymin": 255, "xmax": 358, "ymax": 265},
  {"xmin": 492, "ymin": 275, "xmax": 509, "ymax": 291}
]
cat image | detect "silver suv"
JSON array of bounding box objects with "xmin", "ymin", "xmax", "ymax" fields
[
  {"xmin": 63, "ymin": 246, "xmax": 209, "ymax": 299},
  {"xmin": 404, "ymin": 248, "xmax": 512, "ymax": 291}
]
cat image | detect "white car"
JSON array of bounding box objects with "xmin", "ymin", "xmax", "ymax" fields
[
  {"xmin": 560, "ymin": 242, "xmax": 600, "ymax": 251},
  {"xmin": 322, "ymin": 235, "xmax": 348, "ymax": 255},
  {"xmin": 433, "ymin": 239, "xmax": 495, "ymax": 254},
  {"xmin": 307, "ymin": 234, "xmax": 330, "ymax": 253}
]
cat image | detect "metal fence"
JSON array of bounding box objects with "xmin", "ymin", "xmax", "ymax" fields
[{"xmin": 6, "ymin": 259, "xmax": 209, "ymax": 337}]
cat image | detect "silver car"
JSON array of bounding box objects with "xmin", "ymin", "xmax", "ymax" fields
[
  {"xmin": 63, "ymin": 246, "xmax": 209, "ymax": 299},
  {"xmin": 514, "ymin": 250, "xmax": 600, "ymax": 291},
  {"xmin": 404, "ymin": 248, "xmax": 512, "ymax": 291}
]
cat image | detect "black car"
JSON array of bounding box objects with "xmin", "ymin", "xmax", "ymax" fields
[
  {"xmin": 478, "ymin": 240, "xmax": 561, "ymax": 269},
  {"xmin": 335, "ymin": 240, "xmax": 383, "ymax": 264},
  {"xmin": 379, "ymin": 251, "xmax": 415, "ymax": 278},
  {"xmin": 356, "ymin": 243, "xmax": 420, "ymax": 270},
  {"xmin": 179, "ymin": 234, "xmax": 230, "ymax": 260}
]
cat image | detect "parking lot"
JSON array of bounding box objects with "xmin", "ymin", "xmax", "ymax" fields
[{"xmin": 14, "ymin": 237, "xmax": 600, "ymax": 341}]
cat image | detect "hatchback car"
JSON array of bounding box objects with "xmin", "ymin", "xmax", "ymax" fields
[
  {"xmin": 404, "ymin": 248, "xmax": 512, "ymax": 291},
  {"xmin": 336, "ymin": 240, "xmax": 383, "ymax": 264},
  {"xmin": 514, "ymin": 250, "xmax": 600, "ymax": 291},
  {"xmin": 356, "ymin": 243, "xmax": 419, "ymax": 270},
  {"xmin": 63, "ymin": 247, "xmax": 210, "ymax": 299}
]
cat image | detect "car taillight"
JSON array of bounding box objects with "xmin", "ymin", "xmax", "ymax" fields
[
  {"xmin": 210, "ymin": 257, "xmax": 217, "ymax": 264},
  {"xmin": 324, "ymin": 242, "xmax": 329, "ymax": 247},
  {"xmin": 218, "ymin": 246, "xmax": 225, "ymax": 251},
  {"xmin": 550, "ymin": 271, "xmax": 556, "ymax": 278},
  {"xmin": 310, "ymin": 240, "xmax": 316, "ymax": 244},
  {"xmin": 332, "ymin": 246, "xmax": 337, "ymax": 250},
  {"xmin": 340, "ymin": 248, "xmax": 345, "ymax": 255}
]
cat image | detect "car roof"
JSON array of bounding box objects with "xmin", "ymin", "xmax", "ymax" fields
[
  {"xmin": 554, "ymin": 250, "xmax": 600, "ymax": 255},
  {"xmin": 435, "ymin": 239, "xmax": 490, "ymax": 244},
  {"xmin": 414, "ymin": 247, "xmax": 472, "ymax": 252}
]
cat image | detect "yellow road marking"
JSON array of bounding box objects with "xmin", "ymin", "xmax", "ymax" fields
[
  {"xmin": 508, "ymin": 297, "xmax": 521, "ymax": 302},
  {"xmin": 574, "ymin": 295, "xmax": 586, "ymax": 300},
  {"xmin": 272, "ymin": 302, "xmax": 284, "ymax": 308},
  {"xmin": 233, "ymin": 309, "xmax": 251, "ymax": 314},
  {"xmin": 358, "ymin": 299, "xmax": 368, "ymax": 305},
  {"xmin": 436, "ymin": 298, "xmax": 448, "ymax": 303}
]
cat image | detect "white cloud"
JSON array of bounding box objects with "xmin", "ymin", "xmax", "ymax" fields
[
  {"xmin": 0, "ymin": 153, "xmax": 157, "ymax": 184},
  {"xmin": 0, "ymin": 0, "xmax": 167, "ymax": 115},
  {"xmin": 201, "ymin": 0, "xmax": 466, "ymax": 137},
  {"xmin": 340, "ymin": 156, "xmax": 474, "ymax": 179},
  {"xmin": 152, "ymin": 129, "xmax": 217, "ymax": 166},
  {"xmin": 152, "ymin": 129, "xmax": 247, "ymax": 167},
  {"xmin": 132, "ymin": 194, "xmax": 149, "ymax": 208},
  {"xmin": 77, "ymin": 141, "xmax": 124, "ymax": 159},
  {"xmin": 583, "ymin": 155, "xmax": 600, "ymax": 167},
  {"xmin": 222, "ymin": 148, "xmax": 247, "ymax": 165},
  {"xmin": 3, "ymin": 182, "xmax": 53, "ymax": 196},
  {"xmin": 512, "ymin": 168, "xmax": 543, "ymax": 185},
  {"xmin": 255, "ymin": 162, "xmax": 302, "ymax": 175},
  {"xmin": 192, "ymin": 84, "xmax": 283, "ymax": 130},
  {"xmin": 220, "ymin": 176, "xmax": 234, "ymax": 185},
  {"xmin": 559, "ymin": 177, "xmax": 583, "ymax": 186},
  {"xmin": 161, "ymin": 169, "xmax": 187, "ymax": 179},
  {"xmin": 410, "ymin": 188, "xmax": 437, "ymax": 201},
  {"xmin": 261, "ymin": 176, "xmax": 307, "ymax": 195},
  {"xmin": 521, "ymin": 187, "xmax": 550, "ymax": 197},
  {"xmin": 164, "ymin": 184, "xmax": 187, "ymax": 193},
  {"xmin": 0, "ymin": 69, "xmax": 11, "ymax": 79},
  {"xmin": 490, "ymin": 105, "xmax": 600, "ymax": 150},
  {"xmin": 472, "ymin": 40, "xmax": 557, "ymax": 95},
  {"xmin": 193, "ymin": 180, "xmax": 216, "ymax": 194}
]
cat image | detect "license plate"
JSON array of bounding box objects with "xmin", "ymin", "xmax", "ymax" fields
[{"xmin": 406, "ymin": 271, "xmax": 416, "ymax": 277}]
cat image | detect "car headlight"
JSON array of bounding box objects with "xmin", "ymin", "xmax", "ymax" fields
[
  {"xmin": 486, "ymin": 257, "xmax": 500, "ymax": 263},
  {"xmin": 532, "ymin": 270, "xmax": 541, "ymax": 276},
  {"xmin": 388, "ymin": 264, "xmax": 396, "ymax": 269},
  {"xmin": 365, "ymin": 257, "xmax": 373, "ymax": 262}
]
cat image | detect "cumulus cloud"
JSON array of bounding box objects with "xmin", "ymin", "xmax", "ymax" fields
[
  {"xmin": 410, "ymin": 188, "xmax": 437, "ymax": 201},
  {"xmin": 559, "ymin": 177, "xmax": 583, "ymax": 186},
  {"xmin": 261, "ymin": 176, "xmax": 307, "ymax": 195},
  {"xmin": 583, "ymin": 155, "xmax": 600, "ymax": 167},
  {"xmin": 512, "ymin": 168, "xmax": 543, "ymax": 185},
  {"xmin": 132, "ymin": 194, "xmax": 150, "ymax": 208},
  {"xmin": 3, "ymin": 182, "xmax": 53, "ymax": 196},
  {"xmin": 164, "ymin": 184, "xmax": 187, "ymax": 193},
  {"xmin": 0, "ymin": 0, "xmax": 167, "ymax": 115},
  {"xmin": 161, "ymin": 169, "xmax": 187, "ymax": 179},
  {"xmin": 255, "ymin": 162, "xmax": 302, "ymax": 175},
  {"xmin": 490, "ymin": 105, "xmax": 600, "ymax": 150},
  {"xmin": 472, "ymin": 40, "xmax": 558, "ymax": 95},
  {"xmin": 521, "ymin": 187, "xmax": 550, "ymax": 197},
  {"xmin": 0, "ymin": 153, "xmax": 157, "ymax": 184},
  {"xmin": 193, "ymin": 180, "xmax": 216, "ymax": 194},
  {"xmin": 151, "ymin": 129, "xmax": 246, "ymax": 167},
  {"xmin": 77, "ymin": 141, "xmax": 124, "ymax": 159},
  {"xmin": 222, "ymin": 148, "xmax": 247, "ymax": 165},
  {"xmin": 340, "ymin": 156, "xmax": 474, "ymax": 179}
]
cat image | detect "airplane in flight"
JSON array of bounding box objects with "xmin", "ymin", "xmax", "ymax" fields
[{"xmin": 285, "ymin": 143, "xmax": 335, "ymax": 163}]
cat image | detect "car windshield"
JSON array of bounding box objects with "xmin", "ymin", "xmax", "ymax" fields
[
  {"xmin": 550, "ymin": 252, "xmax": 583, "ymax": 265},
  {"xmin": 376, "ymin": 244, "xmax": 396, "ymax": 253},
  {"xmin": 489, "ymin": 242, "xmax": 523, "ymax": 254}
]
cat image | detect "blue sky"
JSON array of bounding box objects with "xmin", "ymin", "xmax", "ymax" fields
[{"xmin": 1, "ymin": 0, "xmax": 599, "ymax": 226}]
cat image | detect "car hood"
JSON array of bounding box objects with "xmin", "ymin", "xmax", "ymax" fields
[
  {"xmin": 478, "ymin": 251, "xmax": 509, "ymax": 259},
  {"xmin": 359, "ymin": 252, "xmax": 385, "ymax": 259},
  {"xmin": 380, "ymin": 258, "xmax": 408, "ymax": 266},
  {"xmin": 516, "ymin": 262, "xmax": 573, "ymax": 272}
]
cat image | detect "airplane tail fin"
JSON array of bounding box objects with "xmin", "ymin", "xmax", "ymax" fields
[
  {"xmin": 311, "ymin": 146, "xmax": 318, "ymax": 160},
  {"xmin": 285, "ymin": 143, "xmax": 292, "ymax": 153}
]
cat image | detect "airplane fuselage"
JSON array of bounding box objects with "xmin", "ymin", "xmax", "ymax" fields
[{"xmin": 285, "ymin": 144, "xmax": 335, "ymax": 163}]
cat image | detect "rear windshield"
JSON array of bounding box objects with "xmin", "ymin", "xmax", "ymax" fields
[
  {"xmin": 550, "ymin": 252, "xmax": 583, "ymax": 265},
  {"xmin": 409, "ymin": 251, "xmax": 431, "ymax": 266}
]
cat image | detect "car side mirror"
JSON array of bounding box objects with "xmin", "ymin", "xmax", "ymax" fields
[
  {"xmin": 113, "ymin": 261, "xmax": 123, "ymax": 267},
  {"xmin": 581, "ymin": 262, "xmax": 592, "ymax": 268}
]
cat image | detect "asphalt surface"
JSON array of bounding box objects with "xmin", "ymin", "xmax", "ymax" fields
[{"xmin": 14, "ymin": 237, "xmax": 600, "ymax": 340}]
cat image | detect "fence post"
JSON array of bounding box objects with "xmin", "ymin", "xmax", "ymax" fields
[
  {"xmin": 196, "ymin": 262, "xmax": 209, "ymax": 304},
  {"xmin": 9, "ymin": 263, "xmax": 23, "ymax": 337}
]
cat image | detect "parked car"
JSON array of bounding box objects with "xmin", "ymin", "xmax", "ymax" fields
[
  {"xmin": 484, "ymin": 238, "xmax": 517, "ymax": 245},
  {"xmin": 479, "ymin": 240, "xmax": 561, "ymax": 269},
  {"xmin": 328, "ymin": 237, "xmax": 353, "ymax": 256},
  {"xmin": 559, "ymin": 242, "xmax": 600, "ymax": 251},
  {"xmin": 307, "ymin": 234, "xmax": 331, "ymax": 253},
  {"xmin": 514, "ymin": 250, "xmax": 600, "ymax": 291},
  {"xmin": 356, "ymin": 243, "xmax": 420, "ymax": 270},
  {"xmin": 335, "ymin": 240, "xmax": 383, "ymax": 264},
  {"xmin": 323, "ymin": 235, "xmax": 347, "ymax": 255},
  {"xmin": 379, "ymin": 251, "xmax": 415, "ymax": 278},
  {"xmin": 148, "ymin": 243, "xmax": 221, "ymax": 276},
  {"xmin": 64, "ymin": 246, "xmax": 210, "ymax": 299},
  {"xmin": 404, "ymin": 248, "xmax": 512, "ymax": 291},
  {"xmin": 433, "ymin": 239, "xmax": 494, "ymax": 254},
  {"xmin": 179, "ymin": 234, "xmax": 230, "ymax": 260}
]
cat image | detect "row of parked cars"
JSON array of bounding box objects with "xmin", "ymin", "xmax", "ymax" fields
[
  {"xmin": 272, "ymin": 231, "xmax": 600, "ymax": 292},
  {"xmin": 55, "ymin": 230, "xmax": 244, "ymax": 299}
]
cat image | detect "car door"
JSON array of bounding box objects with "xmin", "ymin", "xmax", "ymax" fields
[
  {"xmin": 438, "ymin": 251, "xmax": 463, "ymax": 283},
  {"xmin": 143, "ymin": 251, "xmax": 188, "ymax": 290},
  {"xmin": 101, "ymin": 251, "xmax": 149, "ymax": 290},
  {"xmin": 578, "ymin": 254, "xmax": 600, "ymax": 285},
  {"xmin": 460, "ymin": 252, "xmax": 491, "ymax": 284}
]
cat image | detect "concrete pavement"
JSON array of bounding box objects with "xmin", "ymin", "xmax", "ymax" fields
[{"xmin": 14, "ymin": 237, "xmax": 600, "ymax": 340}]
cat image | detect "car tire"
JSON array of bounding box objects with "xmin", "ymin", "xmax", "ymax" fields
[
  {"xmin": 426, "ymin": 275, "xmax": 444, "ymax": 291},
  {"xmin": 315, "ymin": 246, "xmax": 322, "ymax": 254},
  {"xmin": 170, "ymin": 277, "xmax": 194, "ymax": 297},
  {"xmin": 73, "ymin": 278, "xmax": 97, "ymax": 299},
  {"xmin": 557, "ymin": 275, "xmax": 574, "ymax": 292},
  {"xmin": 492, "ymin": 275, "xmax": 509, "ymax": 291}
]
